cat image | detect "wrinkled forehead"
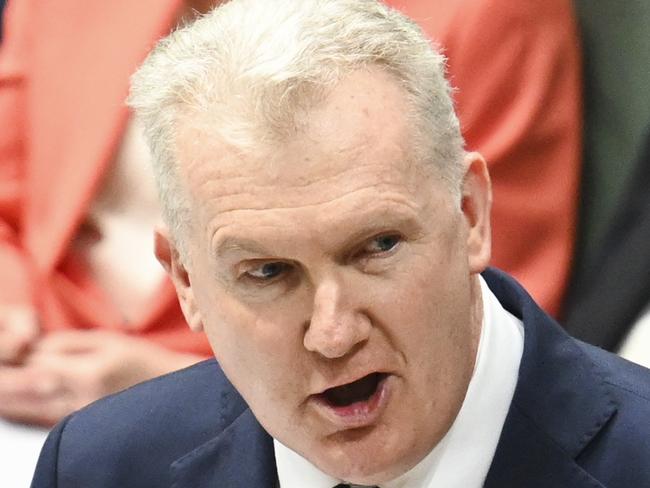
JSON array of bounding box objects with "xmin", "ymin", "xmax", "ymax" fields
[
  {"xmin": 177, "ymin": 140, "xmax": 438, "ymax": 237},
  {"xmin": 175, "ymin": 68, "xmax": 440, "ymax": 210}
]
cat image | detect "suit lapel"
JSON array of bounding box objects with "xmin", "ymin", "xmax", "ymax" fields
[
  {"xmin": 484, "ymin": 406, "xmax": 606, "ymax": 488},
  {"xmin": 483, "ymin": 269, "xmax": 617, "ymax": 488},
  {"xmin": 170, "ymin": 408, "xmax": 278, "ymax": 488}
]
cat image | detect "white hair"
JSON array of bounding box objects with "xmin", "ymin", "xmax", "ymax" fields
[{"xmin": 128, "ymin": 0, "xmax": 465, "ymax": 249}]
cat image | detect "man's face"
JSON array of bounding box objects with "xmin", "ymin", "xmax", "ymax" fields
[{"xmin": 166, "ymin": 68, "xmax": 491, "ymax": 484}]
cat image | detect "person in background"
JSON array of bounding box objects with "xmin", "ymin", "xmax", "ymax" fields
[
  {"xmin": 387, "ymin": 0, "xmax": 583, "ymax": 317},
  {"xmin": 564, "ymin": 127, "xmax": 650, "ymax": 368},
  {"xmin": 0, "ymin": 0, "xmax": 218, "ymax": 427}
]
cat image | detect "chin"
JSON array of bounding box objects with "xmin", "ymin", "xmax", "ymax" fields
[{"xmin": 311, "ymin": 429, "xmax": 423, "ymax": 485}]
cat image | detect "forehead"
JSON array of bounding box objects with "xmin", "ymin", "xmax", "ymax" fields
[{"xmin": 177, "ymin": 69, "xmax": 443, "ymax": 239}]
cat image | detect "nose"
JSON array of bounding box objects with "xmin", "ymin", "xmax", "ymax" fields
[{"xmin": 303, "ymin": 278, "xmax": 371, "ymax": 359}]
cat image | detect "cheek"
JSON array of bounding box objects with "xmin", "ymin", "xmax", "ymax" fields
[
  {"xmin": 198, "ymin": 288, "xmax": 307, "ymax": 402},
  {"xmin": 367, "ymin": 241, "xmax": 474, "ymax": 375},
  {"xmin": 374, "ymin": 239, "xmax": 469, "ymax": 325}
]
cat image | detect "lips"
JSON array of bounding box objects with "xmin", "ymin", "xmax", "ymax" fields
[{"xmin": 311, "ymin": 372, "xmax": 391, "ymax": 428}]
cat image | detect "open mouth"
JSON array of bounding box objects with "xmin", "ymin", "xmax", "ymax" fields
[{"xmin": 320, "ymin": 372, "xmax": 388, "ymax": 407}]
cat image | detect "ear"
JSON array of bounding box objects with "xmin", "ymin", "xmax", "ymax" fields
[
  {"xmin": 154, "ymin": 226, "xmax": 204, "ymax": 332},
  {"xmin": 460, "ymin": 152, "xmax": 492, "ymax": 274}
]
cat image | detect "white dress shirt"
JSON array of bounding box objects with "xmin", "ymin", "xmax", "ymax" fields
[
  {"xmin": 274, "ymin": 276, "xmax": 524, "ymax": 488},
  {"xmin": 618, "ymin": 303, "xmax": 650, "ymax": 368}
]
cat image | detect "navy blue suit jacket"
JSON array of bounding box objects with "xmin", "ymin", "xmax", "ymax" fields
[{"xmin": 31, "ymin": 269, "xmax": 650, "ymax": 487}]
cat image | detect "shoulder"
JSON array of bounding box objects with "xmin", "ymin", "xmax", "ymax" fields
[
  {"xmin": 579, "ymin": 341, "xmax": 650, "ymax": 404},
  {"xmin": 65, "ymin": 358, "xmax": 246, "ymax": 455},
  {"xmin": 576, "ymin": 343, "xmax": 650, "ymax": 485},
  {"xmin": 35, "ymin": 360, "xmax": 247, "ymax": 487}
]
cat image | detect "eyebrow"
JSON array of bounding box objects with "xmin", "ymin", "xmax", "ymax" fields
[
  {"xmin": 212, "ymin": 207, "xmax": 422, "ymax": 261},
  {"xmin": 213, "ymin": 236, "xmax": 275, "ymax": 258}
]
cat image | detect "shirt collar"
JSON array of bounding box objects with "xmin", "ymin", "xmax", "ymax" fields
[
  {"xmin": 274, "ymin": 277, "xmax": 524, "ymax": 488},
  {"xmin": 274, "ymin": 437, "xmax": 340, "ymax": 488}
]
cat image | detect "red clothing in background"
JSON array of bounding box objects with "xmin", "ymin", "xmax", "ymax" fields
[
  {"xmin": 0, "ymin": 0, "xmax": 582, "ymax": 332},
  {"xmin": 387, "ymin": 0, "xmax": 582, "ymax": 316},
  {"xmin": 0, "ymin": 0, "xmax": 210, "ymax": 354}
]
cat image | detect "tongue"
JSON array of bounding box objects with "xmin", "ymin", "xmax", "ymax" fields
[{"xmin": 324, "ymin": 373, "xmax": 381, "ymax": 407}]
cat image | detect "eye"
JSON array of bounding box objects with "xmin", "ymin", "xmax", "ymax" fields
[
  {"xmin": 242, "ymin": 261, "xmax": 292, "ymax": 283},
  {"xmin": 359, "ymin": 234, "xmax": 402, "ymax": 256}
]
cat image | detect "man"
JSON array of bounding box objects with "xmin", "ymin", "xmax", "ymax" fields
[{"xmin": 31, "ymin": 1, "xmax": 650, "ymax": 487}]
